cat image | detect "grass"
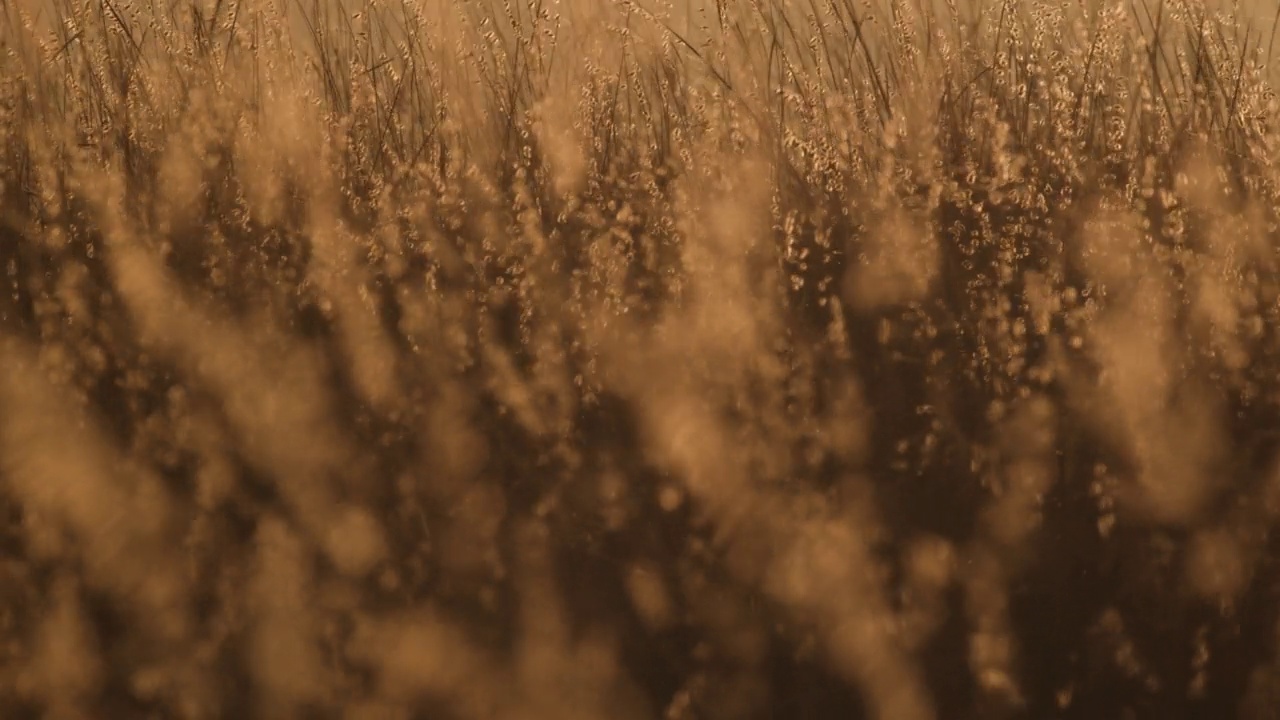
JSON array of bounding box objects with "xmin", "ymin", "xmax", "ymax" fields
[{"xmin": 3, "ymin": 0, "xmax": 1280, "ymax": 717}]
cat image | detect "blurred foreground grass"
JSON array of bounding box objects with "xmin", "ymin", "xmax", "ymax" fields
[{"xmin": 4, "ymin": 0, "xmax": 1280, "ymax": 717}]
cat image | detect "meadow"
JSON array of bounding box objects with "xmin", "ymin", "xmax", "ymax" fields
[{"xmin": 3, "ymin": 0, "xmax": 1280, "ymax": 717}]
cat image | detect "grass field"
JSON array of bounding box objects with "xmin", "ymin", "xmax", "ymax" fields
[{"xmin": 3, "ymin": 0, "xmax": 1280, "ymax": 717}]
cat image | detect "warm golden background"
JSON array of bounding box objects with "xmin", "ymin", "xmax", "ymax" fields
[{"xmin": 3, "ymin": 0, "xmax": 1280, "ymax": 718}]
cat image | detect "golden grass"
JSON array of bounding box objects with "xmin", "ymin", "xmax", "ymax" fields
[{"xmin": 2, "ymin": 0, "xmax": 1280, "ymax": 717}]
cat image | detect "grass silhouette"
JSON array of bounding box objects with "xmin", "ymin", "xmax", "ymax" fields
[{"xmin": 3, "ymin": 0, "xmax": 1280, "ymax": 717}]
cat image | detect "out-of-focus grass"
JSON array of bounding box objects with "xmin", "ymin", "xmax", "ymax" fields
[{"xmin": 3, "ymin": 0, "xmax": 1280, "ymax": 717}]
